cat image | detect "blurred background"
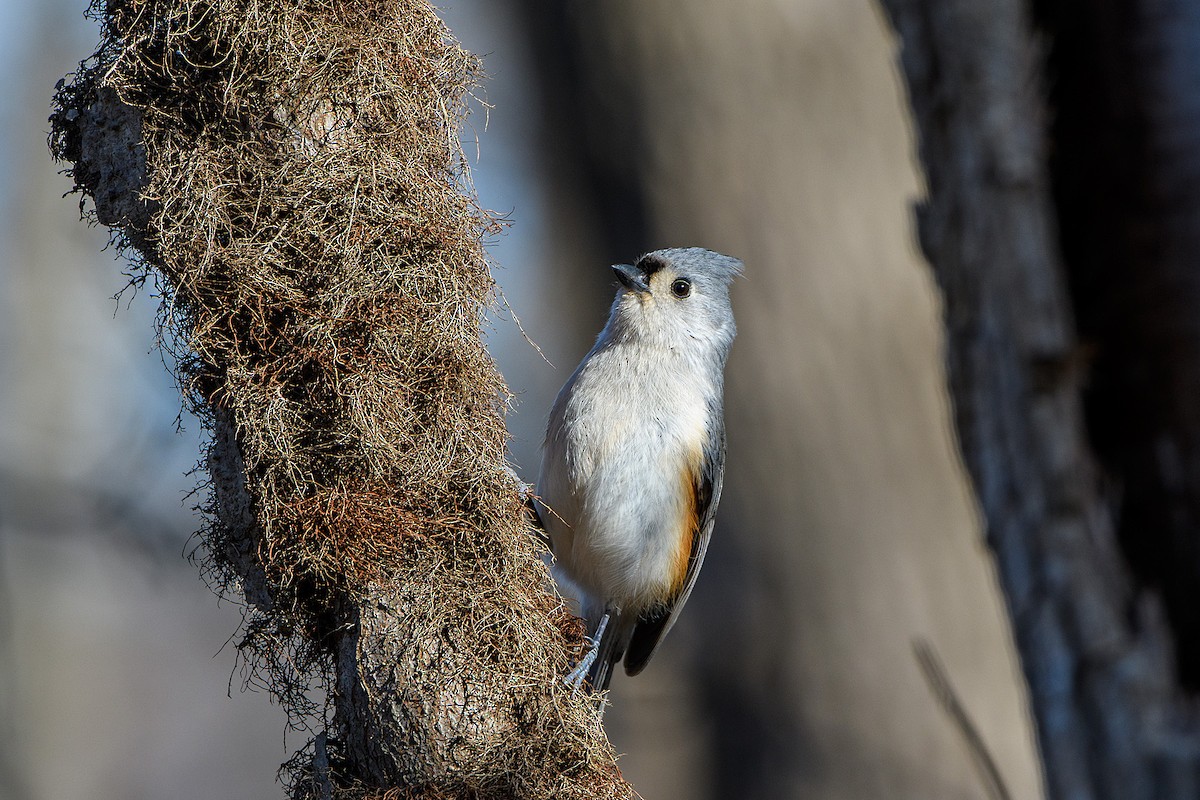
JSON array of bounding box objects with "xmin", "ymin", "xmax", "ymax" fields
[{"xmin": 0, "ymin": 1, "xmax": 1045, "ymax": 798}]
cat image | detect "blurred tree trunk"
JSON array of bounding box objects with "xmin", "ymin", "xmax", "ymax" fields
[
  {"xmin": 881, "ymin": 0, "xmax": 1200, "ymax": 797},
  {"xmin": 1035, "ymin": 0, "xmax": 1200, "ymax": 691},
  {"xmin": 517, "ymin": 1, "xmax": 1043, "ymax": 798}
]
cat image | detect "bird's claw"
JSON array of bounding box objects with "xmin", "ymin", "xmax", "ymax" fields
[{"xmin": 563, "ymin": 613, "xmax": 609, "ymax": 693}]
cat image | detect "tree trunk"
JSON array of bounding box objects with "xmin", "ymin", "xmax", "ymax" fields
[
  {"xmin": 880, "ymin": 0, "xmax": 1200, "ymax": 797},
  {"xmin": 1035, "ymin": 0, "xmax": 1200, "ymax": 692},
  {"xmin": 49, "ymin": 2, "xmax": 631, "ymax": 797}
]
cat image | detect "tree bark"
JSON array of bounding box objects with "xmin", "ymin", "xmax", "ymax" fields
[
  {"xmin": 880, "ymin": 0, "xmax": 1200, "ymax": 797},
  {"xmin": 1036, "ymin": 0, "xmax": 1200, "ymax": 692},
  {"xmin": 50, "ymin": 2, "xmax": 631, "ymax": 797}
]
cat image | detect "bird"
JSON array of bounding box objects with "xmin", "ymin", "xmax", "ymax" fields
[{"xmin": 534, "ymin": 247, "xmax": 741, "ymax": 692}]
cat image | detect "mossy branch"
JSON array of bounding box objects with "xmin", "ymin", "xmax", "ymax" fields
[{"xmin": 50, "ymin": 1, "xmax": 633, "ymax": 797}]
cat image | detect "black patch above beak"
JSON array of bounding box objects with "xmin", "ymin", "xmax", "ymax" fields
[{"xmin": 612, "ymin": 263, "xmax": 651, "ymax": 294}]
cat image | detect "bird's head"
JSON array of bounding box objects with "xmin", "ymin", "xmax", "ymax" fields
[{"xmin": 607, "ymin": 247, "xmax": 742, "ymax": 353}]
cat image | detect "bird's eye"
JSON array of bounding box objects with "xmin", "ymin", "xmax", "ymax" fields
[{"xmin": 671, "ymin": 279, "xmax": 692, "ymax": 298}]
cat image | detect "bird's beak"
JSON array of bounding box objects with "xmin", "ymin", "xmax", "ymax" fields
[{"xmin": 612, "ymin": 263, "xmax": 650, "ymax": 294}]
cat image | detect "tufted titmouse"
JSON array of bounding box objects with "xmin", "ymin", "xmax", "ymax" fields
[{"xmin": 535, "ymin": 247, "xmax": 741, "ymax": 691}]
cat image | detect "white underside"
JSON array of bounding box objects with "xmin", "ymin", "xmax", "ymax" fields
[{"xmin": 538, "ymin": 337, "xmax": 713, "ymax": 620}]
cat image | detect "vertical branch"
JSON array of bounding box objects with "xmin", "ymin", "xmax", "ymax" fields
[
  {"xmin": 49, "ymin": 1, "xmax": 632, "ymax": 797},
  {"xmin": 879, "ymin": 0, "xmax": 1200, "ymax": 797}
]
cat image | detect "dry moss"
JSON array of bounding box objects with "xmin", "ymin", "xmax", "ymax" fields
[{"xmin": 50, "ymin": 1, "xmax": 632, "ymax": 797}]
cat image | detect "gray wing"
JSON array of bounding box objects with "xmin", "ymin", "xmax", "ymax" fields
[{"xmin": 623, "ymin": 423, "xmax": 726, "ymax": 676}]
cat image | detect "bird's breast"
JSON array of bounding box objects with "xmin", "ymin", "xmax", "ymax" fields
[{"xmin": 546, "ymin": 344, "xmax": 713, "ymax": 609}]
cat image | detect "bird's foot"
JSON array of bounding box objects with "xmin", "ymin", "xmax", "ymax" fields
[{"xmin": 564, "ymin": 613, "xmax": 609, "ymax": 692}]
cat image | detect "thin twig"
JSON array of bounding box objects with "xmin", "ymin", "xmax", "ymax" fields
[{"xmin": 913, "ymin": 638, "xmax": 1012, "ymax": 800}]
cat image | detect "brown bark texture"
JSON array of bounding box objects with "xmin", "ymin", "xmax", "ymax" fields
[
  {"xmin": 48, "ymin": 2, "xmax": 631, "ymax": 798},
  {"xmin": 880, "ymin": 0, "xmax": 1200, "ymax": 797}
]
